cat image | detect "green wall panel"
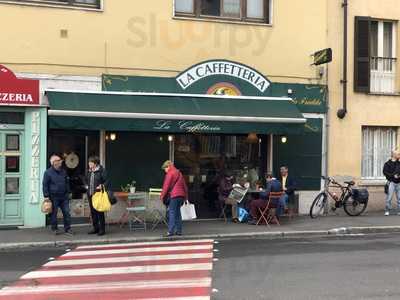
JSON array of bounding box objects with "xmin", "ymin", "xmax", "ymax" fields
[
  {"xmin": 105, "ymin": 132, "xmax": 169, "ymax": 192},
  {"xmin": 273, "ymin": 118, "xmax": 323, "ymax": 190}
]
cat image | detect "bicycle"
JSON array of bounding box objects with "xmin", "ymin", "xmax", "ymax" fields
[{"xmin": 309, "ymin": 176, "xmax": 368, "ymax": 218}]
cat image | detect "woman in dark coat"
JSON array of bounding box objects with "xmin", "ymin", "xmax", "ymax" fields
[{"xmin": 87, "ymin": 156, "xmax": 109, "ymax": 236}]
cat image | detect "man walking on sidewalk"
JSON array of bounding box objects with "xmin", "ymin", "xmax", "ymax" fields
[
  {"xmin": 383, "ymin": 150, "xmax": 400, "ymax": 216},
  {"xmin": 42, "ymin": 154, "xmax": 73, "ymax": 235}
]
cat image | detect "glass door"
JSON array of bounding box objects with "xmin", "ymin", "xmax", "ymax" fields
[{"xmin": 0, "ymin": 131, "xmax": 23, "ymax": 225}]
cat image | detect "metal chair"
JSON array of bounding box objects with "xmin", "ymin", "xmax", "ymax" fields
[
  {"xmin": 126, "ymin": 191, "xmax": 148, "ymax": 231},
  {"xmin": 256, "ymin": 191, "xmax": 283, "ymax": 226},
  {"xmin": 148, "ymin": 188, "xmax": 168, "ymax": 230}
]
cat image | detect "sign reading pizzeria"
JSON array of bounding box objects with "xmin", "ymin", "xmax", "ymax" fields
[
  {"xmin": 176, "ymin": 60, "xmax": 270, "ymax": 93},
  {"xmin": 0, "ymin": 65, "xmax": 40, "ymax": 106}
]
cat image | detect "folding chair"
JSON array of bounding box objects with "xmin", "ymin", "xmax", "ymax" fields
[
  {"xmin": 256, "ymin": 192, "xmax": 283, "ymax": 226},
  {"xmin": 148, "ymin": 188, "xmax": 168, "ymax": 230},
  {"xmin": 126, "ymin": 192, "xmax": 147, "ymax": 231}
]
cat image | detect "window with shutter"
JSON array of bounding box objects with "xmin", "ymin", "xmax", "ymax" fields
[
  {"xmin": 354, "ymin": 17, "xmax": 397, "ymax": 94},
  {"xmin": 175, "ymin": 0, "xmax": 271, "ymax": 24},
  {"xmin": 354, "ymin": 17, "xmax": 371, "ymax": 93}
]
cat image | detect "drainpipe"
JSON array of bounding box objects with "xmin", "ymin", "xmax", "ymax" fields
[{"xmin": 337, "ymin": 0, "xmax": 348, "ymax": 119}]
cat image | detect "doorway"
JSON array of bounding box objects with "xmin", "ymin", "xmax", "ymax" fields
[
  {"xmin": 0, "ymin": 130, "xmax": 24, "ymax": 225},
  {"xmin": 173, "ymin": 134, "xmax": 267, "ymax": 219}
]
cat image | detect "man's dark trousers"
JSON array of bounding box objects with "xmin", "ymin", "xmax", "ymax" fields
[
  {"xmin": 168, "ymin": 197, "xmax": 184, "ymax": 235},
  {"xmin": 50, "ymin": 195, "xmax": 71, "ymax": 232}
]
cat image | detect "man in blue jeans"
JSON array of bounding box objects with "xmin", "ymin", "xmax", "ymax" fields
[
  {"xmin": 42, "ymin": 154, "xmax": 73, "ymax": 236},
  {"xmin": 383, "ymin": 150, "xmax": 400, "ymax": 216}
]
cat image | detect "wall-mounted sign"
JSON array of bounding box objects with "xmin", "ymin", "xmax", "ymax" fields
[
  {"xmin": 176, "ymin": 60, "xmax": 270, "ymax": 93},
  {"xmin": 312, "ymin": 48, "xmax": 332, "ymax": 66},
  {"xmin": 0, "ymin": 65, "xmax": 40, "ymax": 106},
  {"xmin": 154, "ymin": 120, "xmax": 221, "ymax": 133}
]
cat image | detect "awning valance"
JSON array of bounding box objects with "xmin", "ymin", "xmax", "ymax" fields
[{"xmin": 46, "ymin": 90, "xmax": 306, "ymax": 134}]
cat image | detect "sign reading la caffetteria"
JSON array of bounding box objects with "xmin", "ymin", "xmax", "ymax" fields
[
  {"xmin": 0, "ymin": 65, "xmax": 40, "ymax": 106},
  {"xmin": 176, "ymin": 60, "xmax": 270, "ymax": 93}
]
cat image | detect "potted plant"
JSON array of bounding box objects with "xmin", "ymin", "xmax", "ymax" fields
[{"xmin": 121, "ymin": 180, "xmax": 136, "ymax": 194}]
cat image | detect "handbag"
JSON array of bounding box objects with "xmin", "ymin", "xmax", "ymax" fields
[
  {"xmin": 180, "ymin": 200, "xmax": 197, "ymax": 220},
  {"xmin": 41, "ymin": 198, "xmax": 52, "ymax": 214},
  {"xmin": 108, "ymin": 190, "xmax": 117, "ymax": 205},
  {"xmin": 163, "ymin": 173, "xmax": 181, "ymax": 206},
  {"xmin": 92, "ymin": 186, "xmax": 111, "ymax": 212},
  {"xmin": 384, "ymin": 181, "xmax": 389, "ymax": 194}
]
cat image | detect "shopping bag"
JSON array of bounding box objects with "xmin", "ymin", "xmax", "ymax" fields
[
  {"xmin": 237, "ymin": 207, "xmax": 249, "ymax": 223},
  {"xmin": 181, "ymin": 200, "xmax": 197, "ymax": 220},
  {"xmin": 92, "ymin": 187, "xmax": 111, "ymax": 212},
  {"xmin": 41, "ymin": 198, "xmax": 52, "ymax": 214}
]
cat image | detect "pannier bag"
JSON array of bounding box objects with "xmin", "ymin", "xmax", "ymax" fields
[{"xmin": 351, "ymin": 188, "xmax": 369, "ymax": 203}]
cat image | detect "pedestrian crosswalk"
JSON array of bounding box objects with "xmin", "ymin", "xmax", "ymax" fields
[{"xmin": 0, "ymin": 239, "xmax": 215, "ymax": 300}]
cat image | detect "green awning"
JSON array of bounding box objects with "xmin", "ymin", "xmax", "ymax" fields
[{"xmin": 46, "ymin": 90, "xmax": 306, "ymax": 134}]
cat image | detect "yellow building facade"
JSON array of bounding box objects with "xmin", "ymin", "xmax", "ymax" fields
[
  {"xmin": 327, "ymin": 0, "xmax": 400, "ymax": 211},
  {"xmin": 3, "ymin": 0, "xmax": 370, "ymax": 225}
]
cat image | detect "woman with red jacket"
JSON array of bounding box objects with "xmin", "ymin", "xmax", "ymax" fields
[{"xmin": 160, "ymin": 160, "xmax": 188, "ymax": 237}]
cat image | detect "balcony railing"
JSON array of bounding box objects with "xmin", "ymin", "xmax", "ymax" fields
[{"xmin": 370, "ymin": 57, "xmax": 397, "ymax": 94}]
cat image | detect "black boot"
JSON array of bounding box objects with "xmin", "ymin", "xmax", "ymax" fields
[{"xmin": 88, "ymin": 228, "xmax": 99, "ymax": 234}]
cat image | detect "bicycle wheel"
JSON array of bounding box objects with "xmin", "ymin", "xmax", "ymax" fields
[
  {"xmin": 310, "ymin": 192, "xmax": 327, "ymax": 218},
  {"xmin": 343, "ymin": 194, "xmax": 368, "ymax": 216}
]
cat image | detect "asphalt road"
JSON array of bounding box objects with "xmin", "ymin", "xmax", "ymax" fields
[
  {"xmin": 212, "ymin": 235, "xmax": 400, "ymax": 300},
  {"xmin": 0, "ymin": 247, "xmax": 67, "ymax": 288},
  {"xmin": 1, "ymin": 235, "xmax": 400, "ymax": 299}
]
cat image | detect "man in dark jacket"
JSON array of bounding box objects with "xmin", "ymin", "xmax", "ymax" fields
[
  {"xmin": 248, "ymin": 173, "xmax": 282, "ymax": 224},
  {"xmin": 383, "ymin": 150, "xmax": 400, "ymax": 215},
  {"xmin": 277, "ymin": 166, "xmax": 296, "ymax": 217},
  {"xmin": 42, "ymin": 154, "xmax": 72, "ymax": 235}
]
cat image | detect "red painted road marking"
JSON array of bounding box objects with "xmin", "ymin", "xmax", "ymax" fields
[{"xmin": 0, "ymin": 239, "xmax": 215, "ymax": 300}]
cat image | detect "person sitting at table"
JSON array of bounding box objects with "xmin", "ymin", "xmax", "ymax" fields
[
  {"xmin": 247, "ymin": 173, "xmax": 281, "ymax": 225},
  {"xmin": 277, "ymin": 166, "xmax": 297, "ymax": 217},
  {"xmin": 218, "ymin": 171, "xmax": 239, "ymax": 223}
]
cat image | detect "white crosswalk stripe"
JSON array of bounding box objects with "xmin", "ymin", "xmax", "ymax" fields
[{"xmin": 0, "ymin": 239, "xmax": 215, "ymax": 300}]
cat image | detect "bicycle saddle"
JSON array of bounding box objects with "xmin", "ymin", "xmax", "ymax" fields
[{"xmin": 344, "ymin": 180, "xmax": 355, "ymax": 186}]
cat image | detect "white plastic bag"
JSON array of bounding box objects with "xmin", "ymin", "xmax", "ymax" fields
[{"xmin": 181, "ymin": 200, "xmax": 197, "ymax": 220}]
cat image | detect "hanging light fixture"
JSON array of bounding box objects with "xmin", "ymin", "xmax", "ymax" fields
[{"xmin": 246, "ymin": 132, "xmax": 258, "ymax": 143}]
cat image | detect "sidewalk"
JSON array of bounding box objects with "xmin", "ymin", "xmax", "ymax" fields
[{"xmin": 1, "ymin": 211, "xmax": 400, "ymax": 249}]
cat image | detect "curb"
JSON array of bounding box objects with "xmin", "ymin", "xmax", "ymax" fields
[{"xmin": 2, "ymin": 226, "xmax": 399, "ymax": 250}]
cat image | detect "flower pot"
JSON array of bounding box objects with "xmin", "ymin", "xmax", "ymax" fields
[{"xmin": 129, "ymin": 186, "xmax": 136, "ymax": 194}]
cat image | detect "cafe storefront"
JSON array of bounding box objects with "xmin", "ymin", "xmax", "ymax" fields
[
  {"xmin": 0, "ymin": 65, "xmax": 47, "ymax": 228},
  {"xmin": 46, "ymin": 60, "xmax": 327, "ymax": 218}
]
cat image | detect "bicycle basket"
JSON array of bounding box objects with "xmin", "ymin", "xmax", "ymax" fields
[{"xmin": 351, "ymin": 188, "xmax": 369, "ymax": 203}]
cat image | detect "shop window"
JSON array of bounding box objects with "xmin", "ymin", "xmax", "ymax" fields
[
  {"xmin": 362, "ymin": 126, "xmax": 397, "ymax": 179},
  {"xmin": 175, "ymin": 0, "xmax": 271, "ymax": 24},
  {"xmin": 6, "ymin": 157, "xmax": 20, "ymax": 173},
  {"xmin": 354, "ymin": 17, "xmax": 397, "ymax": 94},
  {"xmin": 6, "ymin": 135, "xmax": 19, "ymax": 151},
  {"xmin": 0, "ymin": 0, "xmax": 101, "ymax": 9},
  {"xmin": 5, "ymin": 177, "xmax": 19, "ymax": 194},
  {"xmin": 0, "ymin": 112, "xmax": 24, "ymax": 125}
]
